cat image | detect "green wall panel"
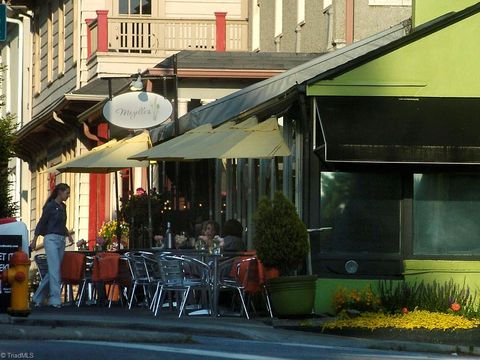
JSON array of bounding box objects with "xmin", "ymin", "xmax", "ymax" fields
[
  {"xmin": 404, "ymin": 260, "xmax": 480, "ymax": 291},
  {"xmin": 314, "ymin": 260, "xmax": 480, "ymax": 315},
  {"xmin": 413, "ymin": 0, "xmax": 479, "ymax": 27},
  {"xmin": 307, "ymin": 12, "xmax": 480, "ymax": 98}
]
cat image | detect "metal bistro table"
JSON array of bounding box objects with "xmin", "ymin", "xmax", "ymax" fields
[{"xmin": 159, "ymin": 249, "xmax": 253, "ymax": 317}]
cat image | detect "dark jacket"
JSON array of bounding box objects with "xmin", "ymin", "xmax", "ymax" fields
[
  {"xmin": 34, "ymin": 200, "xmax": 68, "ymax": 237},
  {"xmin": 223, "ymin": 235, "xmax": 246, "ymax": 252}
]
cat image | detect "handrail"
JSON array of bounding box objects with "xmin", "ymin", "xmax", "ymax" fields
[{"xmin": 106, "ymin": 16, "xmax": 248, "ymax": 53}]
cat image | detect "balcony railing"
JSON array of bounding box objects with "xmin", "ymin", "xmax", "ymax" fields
[{"xmin": 87, "ymin": 12, "xmax": 248, "ymax": 57}]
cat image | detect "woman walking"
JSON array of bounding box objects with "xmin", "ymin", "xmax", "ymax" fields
[{"xmin": 30, "ymin": 183, "xmax": 73, "ymax": 308}]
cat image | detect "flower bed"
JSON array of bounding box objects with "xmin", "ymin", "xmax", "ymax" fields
[{"xmin": 323, "ymin": 310, "xmax": 480, "ymax": 331}]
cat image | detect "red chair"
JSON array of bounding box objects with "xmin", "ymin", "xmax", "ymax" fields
[
  {"xmin": 256, "ymin": 259, "xmax": 275, "ymax": 318},
  {"xmin": 225, "ymin": 254, "xmax": 274, "ymax": 317},
  {"xmin": 61, "ymin": 252, "xmax": 86, "ymax": 305},
  {"xmin": 92, "ymin": 252, "xmax": 131, "ymax": 307}
]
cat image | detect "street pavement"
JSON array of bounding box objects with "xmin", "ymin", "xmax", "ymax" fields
[
  {"xmin": 0, "ymin": 337, "xmax": 476, "ymax": 360},
  {"xmin": 0, "ymin": 306, "xmax": 478, "ymax": 358}
]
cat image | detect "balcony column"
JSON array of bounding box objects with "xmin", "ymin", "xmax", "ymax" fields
[
  {"xmin": 177, "ymin": 98, "xmax": 191, "ymax": 117},
  {"xmin": 215, "ymin": 12, "xmax": 227, "ymax": 52},
  {"xmin": 85, "ymin": 19, "xmax": 94, "ymax": 57},
  {"xmin": 96, "ymin": 10, "xmax": 109, "ymax": 52},
  {"xmin": 345, "ymin": 0, "xmax": 354, "ymax": 45}
]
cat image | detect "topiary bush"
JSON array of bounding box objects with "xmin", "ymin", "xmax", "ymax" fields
[{"xmin": 253, "ymin": 191, "xmax": 309, "ymax": 275}]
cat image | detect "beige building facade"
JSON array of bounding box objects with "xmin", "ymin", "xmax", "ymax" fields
[{"xmin": 252, "ymin": 0, "xmax": 411, "ymax": 53}]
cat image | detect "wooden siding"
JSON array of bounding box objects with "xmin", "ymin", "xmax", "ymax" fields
[{"xmin": 31, "ymin": 0, "xmax": 78, "ymax": 119}]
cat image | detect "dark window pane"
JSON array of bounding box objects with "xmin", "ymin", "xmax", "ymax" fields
[
  {"xmin": 319, "ymin": 172, "xmax": 401, "ymax": 255},
  {"xmin": 130, "ymin": 0, "xmax": 141, "ymax": 14},
  {"xmin": 119, "ymin": 0, "xmax": 128, "ymax": 14},
  {"xmin": 142, "ymin": 0, "xmax": 151, "ymax": 14},
  {"xmin": 414, "ymin": 173, "xmax": 480, "ymax": 255}
]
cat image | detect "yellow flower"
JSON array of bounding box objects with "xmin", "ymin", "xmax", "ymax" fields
[{"xmin": 323, "ymin": 310, "xmax": 480, "ymax": 331}]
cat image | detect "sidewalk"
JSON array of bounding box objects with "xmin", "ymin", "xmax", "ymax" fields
[{"xmin": 0, "ymin": 306, "xmax": 478, "ymax": 356}]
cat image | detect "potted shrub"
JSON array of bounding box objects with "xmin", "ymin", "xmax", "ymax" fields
[{"xmin": 253, "ymin": 192, "xmax": 316, "ymax": 317}]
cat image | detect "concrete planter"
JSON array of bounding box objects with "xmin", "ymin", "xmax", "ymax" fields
[{"xmin": 267, "ymin": 275, "xmax": 317, "ymax": 317}]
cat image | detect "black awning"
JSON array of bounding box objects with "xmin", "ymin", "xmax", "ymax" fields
[{"xmin": 316, "ymin": 96, "xmax": 480, "ymax": 164}]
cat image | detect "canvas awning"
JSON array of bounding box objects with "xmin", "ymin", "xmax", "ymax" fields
[
  {"xmin": 53, "ymin": 131, "xmax": 151, "ymax": 173},
  {"xmin": 151, "ymin": 21, "xmax": 410, "ymax": 142},
  {"xmin": 130, "ymin": 124, "xmax": 213, "ymax": 161},
  {"xmin": 130, "ymin": 118, "xmax": 290, "ymax": 161}
]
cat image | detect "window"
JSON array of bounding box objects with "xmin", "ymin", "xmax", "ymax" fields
[
  {"xmin": 274, "ymin": 0, "xmax": 282, "ymax": 37},
  {"xmin": 297, "ymin": 0, "xmax": 305, "ymax": 25},
  {"xmin": 319, "ymin": 172, "xmax": 401, "ymax": 255},
  {"xmin": 58, "ymin": 0, "xmax": 65, "ymax": 75},
  {"xmin": 73, "ymin": 0, "xmax": 78, "ymax": 63},
  {"xmin": 33, "ymin": 12, "xmax": 41, "ymax": 94},
  {"xmin": 47, "ymin": 0, "xmax": 53, "ymax": 83},
  {"xmin": 414, "ymin": 173, "xmax": 480, "ymax": 256},
  {"xmin": 118, "ymin": 0, "xmax": 152, "ymax": 15}
]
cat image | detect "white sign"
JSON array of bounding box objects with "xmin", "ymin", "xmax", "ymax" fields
[{"xmin": 103, "ymin": 92, "xmax": 173, "ymax": 129}]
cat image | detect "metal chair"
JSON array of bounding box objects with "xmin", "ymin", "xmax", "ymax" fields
[
  {"xmin": 60, "ymin": 252, "xmax": 86, "ymax": 305},
  {"xmin": 75, "ymin": 255, "xmax": 95, "ymax": 307},
  {"xmin": 92, "ymin": 252, "xmax": 130, "ymax": 308},
  {"xmin": 124, "ymin": 251, "xmax": 156, "ymax": 309},
  {"xmin": 152, "ymin": 255, "xmax": 212, "ymax": 317},
  {"xmin": 34, "ymin": 254, "xmax": 48, "ymax": 280},
  {"xmin": 218, "ymin": 256, "xmax": 252, "ymax": 319}
]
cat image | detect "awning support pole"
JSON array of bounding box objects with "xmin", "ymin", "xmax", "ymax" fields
[
  {"xmin": 147, "ymin": 165, "xmax": 153, "ymax": 248},
  {"xmin": 114, "ymin": 171, "xmax": 121, "ymax": 250}
]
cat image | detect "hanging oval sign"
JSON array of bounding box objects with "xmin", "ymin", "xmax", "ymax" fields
[{"xmin": 103, "ymin": 91, "xmax": 173, "ymax": 129}]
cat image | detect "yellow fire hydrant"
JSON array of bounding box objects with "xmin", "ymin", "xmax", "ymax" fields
[{"xmin": 1, "ymin": 250, "xmax": 31, "ymax": 317}]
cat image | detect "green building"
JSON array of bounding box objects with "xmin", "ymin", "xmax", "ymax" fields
[{"xmin": 158, "ymin": 0, "xmax": 480, "ymax": 314}]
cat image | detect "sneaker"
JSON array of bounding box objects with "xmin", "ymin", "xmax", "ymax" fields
[
  {"xmin": 33, "ymin": 303, "xmax": 42, "ymax": 308},
  {"xmin": 50, "ymin": 304, "xmax": 61, "ymax": 308}
]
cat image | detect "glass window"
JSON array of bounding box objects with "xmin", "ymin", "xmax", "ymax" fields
[
  {"xmin": 141, "ymin": 0, "xmax": 151, "ymax": 15},
  {"xmin": 119, "ymin": 0, "xmax": 151, "ymax": 15},
  {"xmin": 119, "ymin": 0, "xmax": 128, "ymax": 14},
  {"xmin": 414, "ymin": 173, "xmax": 480, "ymax": 256},
  {"xmin": 319, "ymin": 172, "xmax": 401, "ymax": 255},
  {"xmin": 130, "ymin": 0, "xmax": 141, "ymax": 14}
]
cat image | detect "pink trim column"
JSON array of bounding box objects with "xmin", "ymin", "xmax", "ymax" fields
[
  {"xmin": 96, "ymin": 10, "xmax": 109, "ymax": 52},
  {"xmin": 345, "ymin": 0, "xmax": 354, "ymax": 45},
  {"xmin": 85, "ymin": 18, "xmax": 94, "ymax": 57},
  {"xmin": 215, "ymin": 12, "xmax": 227, "ymax": 52}
]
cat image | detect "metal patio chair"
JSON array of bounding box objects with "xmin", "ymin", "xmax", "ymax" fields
[
  {"xmin": 124, "ymin": 251, "xmax": 156, "ymax": 309},
  {"xmin": 152, "ymin": 255, "xmax": 212, "ymax": 317}
]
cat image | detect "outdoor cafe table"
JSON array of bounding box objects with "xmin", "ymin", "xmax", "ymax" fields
[{"xmin": 153, "ymin": 249, "xmax": 255, "ymax": 317}]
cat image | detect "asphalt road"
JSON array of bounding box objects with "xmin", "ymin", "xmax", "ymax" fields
[{"xmin": 0, "ymin": 337, "xmax": 475, "ymax": 360}]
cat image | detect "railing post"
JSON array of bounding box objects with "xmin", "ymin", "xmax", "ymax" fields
[
  {"xmin": 215, "ymin": 12, "xmax": 227, "ymax": 52},
  {"xmin": 96, "ymin": 10, "xmax": 109, "ymax": 52},
  {"xmin": 85, "ymin": 18, "xmax": 94, "ymax": 57}
]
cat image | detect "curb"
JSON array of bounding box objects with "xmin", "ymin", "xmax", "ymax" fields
[
  {"xmin": 369, "ymin": 340, "xmax": 480, "ymax": 356},
  {"xmin": 0, "ymin": 316, "xmax": 254, "ymax": 341},
  {"xmin": 0, "ymin": 324, "xmax": 193, "ymax": 344},
  {"xmin": 4, "ymin": 314, "xmax": 480, "ymax": 356},
  {"xmin": 271, "ymin": 319, "xmax": 480, "ymax": 356}
]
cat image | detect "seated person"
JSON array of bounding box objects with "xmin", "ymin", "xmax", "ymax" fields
[
  {"xmin": 196, "ymin": 220, "xmax": 220, "ymax": 249},
  {"xmin": 221, "ymin": 219, "xmax": 246, "ymax": 252}
]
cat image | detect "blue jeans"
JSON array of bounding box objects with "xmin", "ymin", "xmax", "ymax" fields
[{"xmin": 32, "ymin": 234, "xmax": 65, "ymax": 306}]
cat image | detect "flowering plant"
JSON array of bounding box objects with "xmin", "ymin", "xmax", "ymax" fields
[
  {"xmin": 333, "ymin": 285, "xmax": 381, "ymax": 314},
  {"xmin": 97, "ymin": 220, "xmax": 129, "ymax": 250}
]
